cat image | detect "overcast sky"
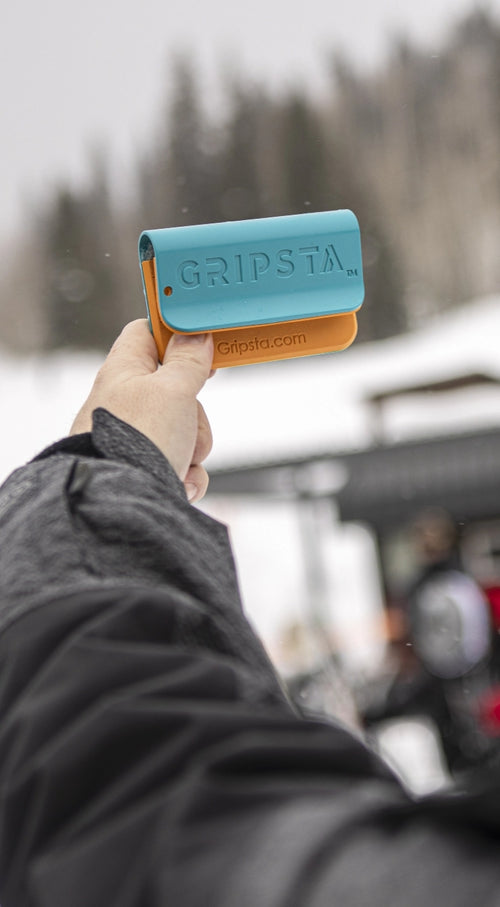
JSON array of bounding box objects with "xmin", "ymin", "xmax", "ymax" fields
[{"xmin": 0, "ymin": 0, "xmax": 496, "ymax": 239}]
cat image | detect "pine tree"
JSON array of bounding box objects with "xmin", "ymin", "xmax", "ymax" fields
[
  {"xmin": 40, "ymin": 156, "xmax": 122, "ymax": 350},
  {"xmin": 215, "ymin": 84, "xmax": 267, "ymax": 222},
  {"xmin": 278, "ymin": 93, "xmax": 330, "ymax": 215}
]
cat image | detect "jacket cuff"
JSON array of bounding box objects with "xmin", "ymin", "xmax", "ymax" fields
[{"xmin": 33, "ymin": 408, "xmax": 187, "ymax": 502}]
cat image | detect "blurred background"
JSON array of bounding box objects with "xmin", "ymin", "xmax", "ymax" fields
[{"xmin": 2, "ymin": 0, "xmax": 500, "ymax": 790}]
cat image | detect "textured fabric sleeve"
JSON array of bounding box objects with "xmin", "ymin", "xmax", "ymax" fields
[{"xmin": 1, "ymin": 409, "xmax": 500, "ymax": 907}]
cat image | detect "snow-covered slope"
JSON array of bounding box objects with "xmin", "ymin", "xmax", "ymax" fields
[{"xmin": 1, "ymin": 296, "xmax": 499, "ymax": 484}]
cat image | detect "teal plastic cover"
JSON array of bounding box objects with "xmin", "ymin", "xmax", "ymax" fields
[{"xmin": 139, "ymin": 210, "xmax": 364, "ymax": 332}]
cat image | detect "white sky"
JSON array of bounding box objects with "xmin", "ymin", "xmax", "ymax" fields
[{"xmin": 0, "ymin": 0, "xmax": 494, "ymax": 241}]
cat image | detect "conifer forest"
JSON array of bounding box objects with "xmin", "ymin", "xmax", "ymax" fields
[{"xmin": 1, "ymin": 8, "xmax": 499, "ymax": 353}]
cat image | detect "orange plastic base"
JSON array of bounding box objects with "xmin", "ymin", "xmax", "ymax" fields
[{"xmin": 142, "ymin": 260, "xmax": 358, "ymax": 367}]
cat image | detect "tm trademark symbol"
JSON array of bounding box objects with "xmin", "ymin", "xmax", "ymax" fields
[{"xmin": 347, "ymin": 268, "xmax": 358, "ymax": 277}]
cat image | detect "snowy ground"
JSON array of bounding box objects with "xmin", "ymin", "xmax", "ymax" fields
[{"xmin": 3, "ymin": 295, "xmax": 500, "ymax": 480}]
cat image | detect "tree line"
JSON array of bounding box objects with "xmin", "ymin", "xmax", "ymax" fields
[{"xmin": 1, "ymin": 7, "xmax": 499, "ymax": 353}]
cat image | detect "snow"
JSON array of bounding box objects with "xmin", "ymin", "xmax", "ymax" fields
[
  {"xmin": 201, "ymin": 294, "xmax": 500, "ymax": 468},
  {"xmin": 0, "ymin": 350, "xmax": 104, "ymax": 481},
  {"xmin": 1, "ymin": 295, "xmax": 499, "ymax": 483}
]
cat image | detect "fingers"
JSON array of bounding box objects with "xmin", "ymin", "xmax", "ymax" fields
[
  {"xmin": 184, "ymin": 404, "xmax": 213, "ymax": 503},
  {"xmin": 105, "ymin": 319, "xmax": 159, "ymax": 376},
  {"xmin": 184, "ymin": 464, "xmax": 210, "ymax": 503},
  {"xmin": 71, "ymin": 321, "xmax": 216, "ymax": 490},
  {"xmin": 161, "ymin": 332, "xmax": 214, "ymax": 397},
  {"xmin": 192, "ymin": 402, "xmax": 213, "ymax": 465}
]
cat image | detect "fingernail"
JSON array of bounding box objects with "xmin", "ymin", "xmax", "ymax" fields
[
  {"xmin": 171, "ymin": 332, "xmax": 208, "ymax": 345},
  {"xmin": 185, "ymin": 483, "xmax": 198, "ymax": 502}
]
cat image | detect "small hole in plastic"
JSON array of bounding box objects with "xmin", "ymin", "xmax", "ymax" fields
[{"xmin": 164, "ymin": 286, "xmax": 173, "ymax": 296}]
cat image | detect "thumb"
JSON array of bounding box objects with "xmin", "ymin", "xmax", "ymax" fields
[{"xmin": 161, "ymin": 332, "xmax": 214, "ymax": 395}]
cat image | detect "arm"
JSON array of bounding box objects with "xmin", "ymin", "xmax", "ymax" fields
[{"xmin": 1, "ymin": 323, "xmax": 499, "ymax": 907}]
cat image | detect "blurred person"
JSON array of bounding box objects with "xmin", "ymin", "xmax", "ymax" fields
[
  {"xmin": 412, "ymin": 508, "xmax": 460, "ymax": 569},
  {"xmin": 2, "ymin": 321, "xmax": 500, "ymax": 906},
  {"xmin": 364, "ymin": 510, "xmax": 496, "ymax": 774},
  {"xmin": 404, "ymin": 509, "xmax": 495, "ymax": 772}
]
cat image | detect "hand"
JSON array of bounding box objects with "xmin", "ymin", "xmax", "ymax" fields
[{"xmin": 70, "ymin": 320, "xmax": 215, "ymax": 503}]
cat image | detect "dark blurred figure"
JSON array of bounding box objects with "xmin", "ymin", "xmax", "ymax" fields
[
  {"xmin": 407, "ymin": 509, "xmax": 490, "ymax": 677},
  {"xmin": 375, "ymin": 509, "xmax": 497, "ymax": 775},
  {"xmin": 408, "ymin": 510, "xmax": 498, "ymax": 772}
]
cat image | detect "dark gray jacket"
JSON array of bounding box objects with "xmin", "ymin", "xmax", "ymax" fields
[{"xmin": 1, "ymin": 409, "xmax": 500, "ymax": 906}]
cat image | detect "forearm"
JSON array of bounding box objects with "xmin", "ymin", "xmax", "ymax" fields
[{"xmin": 0, "ymin": 409, "xmax": 233, "ymax": 625}]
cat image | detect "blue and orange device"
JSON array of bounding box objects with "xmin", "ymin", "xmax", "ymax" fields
[{"xmin": 139, "ymin": 210, "xmax": 364, "ymax": 367}]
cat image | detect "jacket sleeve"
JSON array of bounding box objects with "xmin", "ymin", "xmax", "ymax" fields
[{"xmin": 1, "ymin": 409, "xmax": 500, "ymax": 907}]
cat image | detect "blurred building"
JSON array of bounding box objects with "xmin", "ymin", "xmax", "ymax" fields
[{"xmin": 204, "ymin": 296, "xmax": 500, "ymax": 643}]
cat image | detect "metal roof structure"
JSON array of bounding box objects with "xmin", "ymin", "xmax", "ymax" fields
[
  {"xmin": 208, "ymin": 425, "xmax": 500, "ymax": 534},
  {"xmin": 335, "ymin": 426, "xmax": 500, "ymax": 531}
]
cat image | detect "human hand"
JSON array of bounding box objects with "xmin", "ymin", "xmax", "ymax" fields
[{"xmin": 70, "ymin": 320, "xmax": 214, "ymax": 503}]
